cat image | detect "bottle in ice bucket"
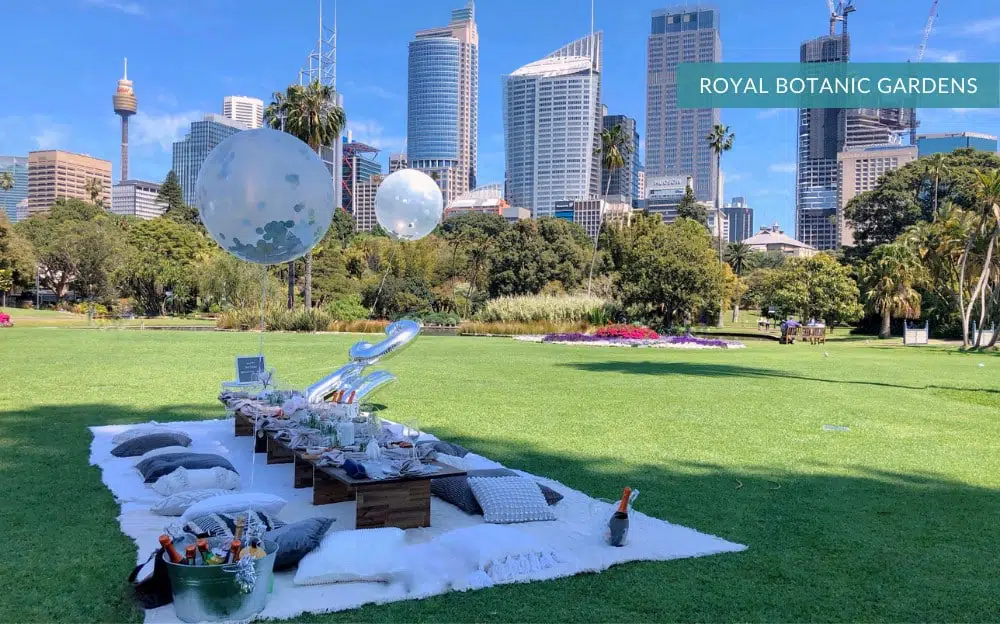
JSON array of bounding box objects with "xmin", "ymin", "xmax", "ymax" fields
[
  {"xmin": 227, "ymin": 539, "xmax": 242, "ymax": 564},
  {"xmin": 606, "ymin": 487, "xmax": 631, "ymax": 547},
  {"xmin": 240, "ymin": 538, "xmax": 267, "ymax": 560},
  {"xmin": 184, "ymin": 544, "xmax": 198, "ymax": 565},
  {"xmin": 197, "ymin": 538, "xmax": 224, "ymax": 565},
  {"xmin": 159, "ymin": 534, "xmax": 184, "ymax": 564}
]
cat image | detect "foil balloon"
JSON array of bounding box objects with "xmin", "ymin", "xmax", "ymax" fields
[
  {"xmin": 343, "ymin": 371, "xmax": 397, "ymax": 405},
  {"xmin": 349, "ymin": 320, "xmax": 422, "ymax": 366},
  {"xmin": 374, "ymin": 169, "xmax": 443, "ymax": 241},
  {"xmin": 304, "ymin": 362, "xmax": 365, "ymax": 404},
  {"xmin": 195, "ymin": 128, "xmax": 334, "ymax": 265}
]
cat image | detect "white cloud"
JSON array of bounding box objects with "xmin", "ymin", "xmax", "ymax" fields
[
  {"xmin": 0, "ymin": 115, "xmax": 71, "ymax": 150},
  {"xmin": 769, "ymin": 163, "xmax": 796, "ymax": 174},
  {"xmin": 344, "ymin": 81, "xmax": 399, "ymax": 101},
  {"xmin": 346, "ymin": 119, "xmax": 405, "ymax": 152},
  {"xmin": 947, "ymin": 108, "xmax": 1000, "ymax": 116},
  {"xmin": 756, "ymin": 108, "xmax": 786, "ymax": 120},
  {"xmin": 82, "ymin": 0, "xmax": 146, "ymax": 16},
  {"xmin": 964, "ymin": 17, "xmax": 1000, "ymax": 37},
  {"xmin": 131, "ymin": 110, "xmax": 204, "ymax": 151},
  {"xmin": 32, "ymin": 127, "xmax": 67, "ymax": 149},
  {"xmin": 726, "ymin": 172, "xmax": 749, "ymax": 183}
]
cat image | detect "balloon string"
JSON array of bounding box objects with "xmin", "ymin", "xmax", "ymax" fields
[
  {"xmin": 258, "ymin": 265, "xmax": 267, "ymax": 355},
  {"xmin": 367, "ymin": 246, "xmax": 397, "ymax": 320}
]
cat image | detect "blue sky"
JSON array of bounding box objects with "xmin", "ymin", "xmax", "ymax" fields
[{"xmin": 1, "ymin": 0, "xmax": 997, "ymax": 229}]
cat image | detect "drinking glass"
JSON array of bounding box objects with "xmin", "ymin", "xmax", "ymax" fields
[{"xmin": 404, "ymin": 420, "xmax": 421, "ymax": 462}]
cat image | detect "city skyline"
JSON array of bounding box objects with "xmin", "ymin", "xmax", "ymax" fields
[{"xmin": 0, "ymin": 0, "xmax": 997, "ymax": 229}]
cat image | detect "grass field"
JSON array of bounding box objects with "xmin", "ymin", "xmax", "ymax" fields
[
  {"xmin": 1, "ymin": 328, "xmax": 999, "ymax": 622},
  {"xmin": 2, "ymin": 307, "xmax": 215, "ymax": 328}
]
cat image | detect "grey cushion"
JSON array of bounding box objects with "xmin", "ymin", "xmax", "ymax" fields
[
  {"xmin": 111, "ymin": 432, "xmax": 191, "ymax": 457},
  {"xmin": 468, "ymin": 475, "xmax": 556, "ymax": 524},
  {"xmin": 265, "ymin": 517, "xmax": 336, "ymax": 571},
  {"xmin": 136, "ymin": 453, "xmax": 238, "ymax": 483},
  {"xmin": 432, "ymin": 469, "xmax": 563, "ymax": 514},
  {"xmin": 417, "ymin": 440, "xmax": 470, "ymax": 458}
]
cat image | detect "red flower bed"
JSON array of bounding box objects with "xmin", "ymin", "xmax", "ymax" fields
[{"xmin": 593, "ymin": 324, "xmax": 659, "ymax": 340}]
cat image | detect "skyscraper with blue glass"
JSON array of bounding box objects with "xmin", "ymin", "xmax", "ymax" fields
[
  {"xmin": 171, "ymin": 114, "xmax": 247, "ymax": 205},
  {"xmin": 601, "ymin": 111, "xmax": 640, "ymax": 203},
  {"xmin": 0, "ymin": 156, "xmax": 28, "ymax": 223},
  {"xmin": 407, "ymin": 2, "xmax": 478, "ymax": 206}
]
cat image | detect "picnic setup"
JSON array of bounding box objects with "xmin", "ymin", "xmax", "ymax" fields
[{"xmin": 87, "ymin": 128, "xmax": 745, "ymax": 622}]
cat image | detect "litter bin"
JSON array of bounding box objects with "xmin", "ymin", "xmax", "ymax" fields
[{"xmin": 164, "ymin": 537, "xmax": 278, "ymax": 623}]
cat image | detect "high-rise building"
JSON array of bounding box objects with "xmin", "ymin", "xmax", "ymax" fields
[
  {"xmin": 407, "ymin": 2, "xmax": 478, "ymax": 205},
  {"xmin": 0, "ymin": 156, "xmax": 28, "ymax": 223},
  {"xmin": 503, "ymin": 32, "xmax": 603, "ymax": 217},
  {"xmin": 111, "ymin": 179, "xmax": 169, "ymax": 220},
  {"xmin": 601, "ymin": 110, "xmax": 640, "ymax": 203},
  {"xmin": 342, "ymin": 140, "xmax": 382, "ymax": 214},
  {"xmin": 837, "ymin": 145, "xmax": 918, "ymax": 246},
  {"xmin": 707, "ymin": 207, "xmax": 730, "ymax": 242},
  {"xmin": 723, "ymin": 196, "xmax": 753, "ymax": 242},
  {"xmin": 222, "ymin": 96, "xmax": 264, "ymax": 129},
  {"xmin": 917, "ymin": 132, "xmax": 998, "ymax": 157},
  {"xmin": 15, "ymin": 199, "xmax": 28, "ymax": 223},
  {"xmin": 172, "ymin": 114, "xmax": 247, "ymax": 205},
  {"xmin": 26, "ymin": 150, "xmax": 112, "ymax": 215},
  {"xmin": 646, "ymin": 7, "xmax": 721, "ymax": 204},
  {"xmin": 389, "ymin": 153, "xmax": 408, "ymax": 173},
  {"xmin": 641, "ymin": 174, "xmax": 694, "ymax": 223},
  {"xmin": 637, "ymin": 168, "xmax": 646, "ymax": 201},
  {"xmin": 795, "ymin": 29, "xmax": 909, "ymax": 251},
  {"xmin": 352, "ymin": 174, "xmax": 383, "ymax": 233},
  {"xmin": 112, "ymin": 58, "xmax": 137, "ymax": 182}
]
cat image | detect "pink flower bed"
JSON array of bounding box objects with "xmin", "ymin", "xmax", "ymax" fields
[{"xmin": 593, "ymin": 325, "xmax": 660, "ymax": 340}]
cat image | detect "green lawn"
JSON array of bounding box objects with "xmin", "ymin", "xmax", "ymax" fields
[
  {"xmin": 2, "ymin": 307, "xmax": 215, "ymax": 328},
  {"xmin": 1, "ymin": 328, "xmax": 999, "ymax": 622}
]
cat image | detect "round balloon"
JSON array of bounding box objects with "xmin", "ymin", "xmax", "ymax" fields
[
  {"xmin": 195, "ymin": 128, "xmax": 334, "ymax": 265},
  {"xmin": 374, "ymin": 169, "xmax": 443, "ymax": 241}
]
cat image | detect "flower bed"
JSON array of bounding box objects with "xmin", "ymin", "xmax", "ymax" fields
[
  {"xmin": 539, "ymin": 332, "xmax": 743, "ymax": 349},
  {"xmin": 593, "ymin": 325, "xmax": 659, "ymax": 340}
]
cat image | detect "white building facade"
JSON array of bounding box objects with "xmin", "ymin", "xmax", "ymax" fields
[
  {"xmin": 111, "ymin": 179, "xmax": 168, "ymax": 220},
  {"xmin": 222, "ymin": 96, "xmax": 264, "ymax": 129}
]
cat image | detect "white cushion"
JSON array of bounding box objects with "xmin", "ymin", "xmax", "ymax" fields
[
  {"xmin": 468, "ymin": 476, "xmax": 556, "ymax": 524},
  {"xmin": 434, "ymin": 453, "xmax": 504, "ymax": 471},
  {"xmin": 132, "ymin": 445, "xmax": 192, "ymax": 466},
  {"xmin": 431, "ymin": 524, "xmax": 561, "ymax": 584},
  {"xmin": 112, "ymin": 423, "xmax": 186, "ymax": 446},
  {"xmin": 149, "ymin": 489, "xmax": 231, "ymax": 516},
  {"xmin": 150, "ymin": 467, "xmax": 240, "ymax": 496},
  {"xmin": 294, "ymin": 528, "xmax": 405, "ymax": 585},
  {"xmin": 181, "ymin": 492, "xmax": 287, "ymax": 521}
]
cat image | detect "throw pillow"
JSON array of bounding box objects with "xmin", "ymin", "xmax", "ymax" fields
[
  {"xmin": 149, "ymin": 489, "xmax": 231, "ymax": 516},
  {"xmin": 468, "ymin": 476, "xmax": 556, "ymax": 524},
  {"xmin": 416, "ymin": 440, "xmax": 470, "ymax": 458},
  {"xmin": 136, "ymin": 453, "xmax": 238, "ymax": 483},
  {"xmin": 132, "ymin": 445, "xmax": 193, "ymax": 466},
  {"xmin": 265, "ymin": 517, "xmax": 336, "ymax": 571},
  {"xmin": 112, "ymin": 424, "xmax": 185, "ymax": 446},
  {"xmin": 182, "ymin": 492, "xmax": 287, "ymax": 521},
  {"xmin": 432, "ymin": 469, "xmax": 564, "ymax": 514},
  {"xmin": 183, "ymin": 510, "xmax": 284, "ymax": 539},
  {"xmin": 150, "ymin": 467, "xmax": 241, "ymax": 496},
  {"xmin": 112, "ymin": 433, "xmax": 192, "ymax": 458},
  {"xmin": 294, "ymin": 527, "xmax": 405, "ymax": 585},
  {"xmin": 430, "ymin": 524, "xmax": 561, "ymax": 584}
]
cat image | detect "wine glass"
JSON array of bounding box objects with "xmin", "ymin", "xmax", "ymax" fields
[{"xmin": 404, "ymin": 420, "xmax": 421, "ymax": 462}]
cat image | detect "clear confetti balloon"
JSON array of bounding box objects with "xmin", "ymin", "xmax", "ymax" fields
[
  {"xmin": 195, "ymin": 128, "xmax": 334, "ymax": 265},
  {"xmin": 374, "ymin": 169, "xmax": 443, "ymax": 241}
]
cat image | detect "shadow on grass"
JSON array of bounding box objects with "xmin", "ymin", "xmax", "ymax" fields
[
  {"xmin": 560, "ymin": 360, "xmax": 1000, "ymax": 397},
  {"xmin": 4, "ymin": 403, "xmax": 1000, "ymax": 622}
]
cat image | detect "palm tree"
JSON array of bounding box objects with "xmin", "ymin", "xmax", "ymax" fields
[
  {"xmin": 265, "ymin": 81, "xmax": 347, "ymax": 309},
  {"xmin": 725, "ymin": 242, "xmax": 752, "ymax": 323},
  {"xmin": 960, "ymin": 169, "xmax": 1000, "ymax": 346},
  {"xmin": 862, "ymin": 243, "xmax": 924, "ymax": 339},
  {"xmin": 0, "ymin": 171, "xmax": 13, "ymax": 221},
  {"xmin": 84, "ymin": 177, "xmax": 104, "ymax": 207},
  {"xmin": 925, "ymin": 153, "xmax": 951, "ymax": 219},
  {"xmin": 587, "ymin": 124, "xmax": 633, "ymax": 295},
  {"xmin": 707, "ymin": 123, "xmax": 735, "ymax": 327}
]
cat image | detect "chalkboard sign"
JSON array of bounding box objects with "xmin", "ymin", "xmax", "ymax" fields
[{"xmin": 235, "ymin": 355, "xmax": 266, "ymax": 384}]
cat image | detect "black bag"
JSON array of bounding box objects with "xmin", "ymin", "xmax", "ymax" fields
[{"xmin": 128, "ymin": 548, "xmax": 173, "ymax": 609}]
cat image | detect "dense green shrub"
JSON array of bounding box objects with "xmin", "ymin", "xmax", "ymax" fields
[{"xmin": 324, "ymin": 294, "xmax": 368, "ymax": 322}]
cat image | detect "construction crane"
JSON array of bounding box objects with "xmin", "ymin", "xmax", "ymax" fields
[
  {"xmin": 826, "ymin": 0, "xmax": 856, "ymax": 36},
  {"xmin": 909, "ymin": 0, "xmax": 940, "ymax": 145}
]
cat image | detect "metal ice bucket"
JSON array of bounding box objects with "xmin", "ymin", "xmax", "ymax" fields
[{"xmin": 164, "ymin": 537, "xmax": 278, "ymax": 623}]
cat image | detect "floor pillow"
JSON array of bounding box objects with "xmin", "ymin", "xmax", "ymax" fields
[
  {"xmin": 430, "ymin": 524, "xmax": 561, "ymax": 585},
  {"xmin": 181, "ymin": 510, "xmax": 284, "ymax": 539},
  {"xmin": 132, "ymin": 445, "xmax": 193, "ymax": 466},
  {"xmin": 112, "ymin": 432, "xmax": 191, "ymax": 458},
  {"xmin": 416, "ymin": 440, "xmax": 470, "ymax": 458},
  {"xmin": 150, "ymin": 489, "xmax": 232, "ymax": 516},
  {"xmin": 265, "ymin": 517, "xmax": 336, "ymax": 571},
  {"xmin": 294, "ymin": 527, "xmax": 405, "ymax": 585},
  {"xmin": 182, "ymin": 492, "xmax": 287, "ymax": 521},
  {"xmin": 432, "ymin": 469, "xmax": 563, "ymax": 514},
  {"xmin": 468, "ymin": 475, "xmax": 556, "ymax": 524},
  {"xmin": 151, "ymin": 467, "xmax": 241, "ymax": 496},
  {"xmin": 136, "ymin": 453, "xmax": 237, "ymax": 483},
  {"xmin": 111, "ymin": 423, "xmax": 186, "ymax": 446}
]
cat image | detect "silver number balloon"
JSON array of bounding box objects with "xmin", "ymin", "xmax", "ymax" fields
[
  {"xmin": 304, "ymin": 362, "xmax": 365, "ymax": 403},
  {"xmin": 342, "ymin": 371, "xmax": 397, "ymax": 404},
  {"xmin": 349, "ymin": 320, "xmax": 422, "ymax": 366}
]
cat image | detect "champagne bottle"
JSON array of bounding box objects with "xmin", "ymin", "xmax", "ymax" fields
[
  {"xmin": 159, "ymin": 534, "xmax": 184, "ymax": 564},
  {"xmin": 234, "ymin": 517, "xmax": 245, "ymax": 541},
  {"xmin": 239, "ymin": 538, "xmax": 267, "ymax": 560},
  {"xmin": 227, "ymin": 539, "xmax": 242, "ymax": 563},
  {"xmin": 197, "ymin": 539, "xmax": 223, "ymax": 565},
  {"xmin": 185, "ymin": 545, "xmax": 198, "ymax": 566},
  {"xmin": 606, "ymin": 487, "xmax": 631, "ymax": 547}
]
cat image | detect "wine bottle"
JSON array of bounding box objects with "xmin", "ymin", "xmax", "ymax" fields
[
  {"xmin": 233, "ymin": 517, "xmax": 245, "ymax": 541},
  {"xmin": 227, "ymin": 539, "xmax": 242, "ymax": 563},
  {"xmin": 197, "ymin": 539, "xmax": 223, "ymax": 565},
  {"xmin": 185, "ymin": 545, "xmax": 198, "ymax": 566},
  {"xmin": 239, "ymin": 538, "xmax": 267, "ymax": 560},
  {"xmin": 159, "ymin": 534, "xmax": 184, "ymax": 564},
  {"xmin": 606, "ymin": 487, "xmax": 631, "ymax": 547}
]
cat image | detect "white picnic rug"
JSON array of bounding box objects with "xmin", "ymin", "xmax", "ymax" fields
[{"xmin": 89, "ymin": 418, "xmax": 746, "ymax": 622}]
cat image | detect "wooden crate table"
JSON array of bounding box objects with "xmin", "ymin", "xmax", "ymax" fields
[
  {"xmin": 233, "ymin": 409, "xmax": 268, "ymax": 452},
  {"xmin": 311, "ymin": 460, "xmax": 466, "ymax": 529}
]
